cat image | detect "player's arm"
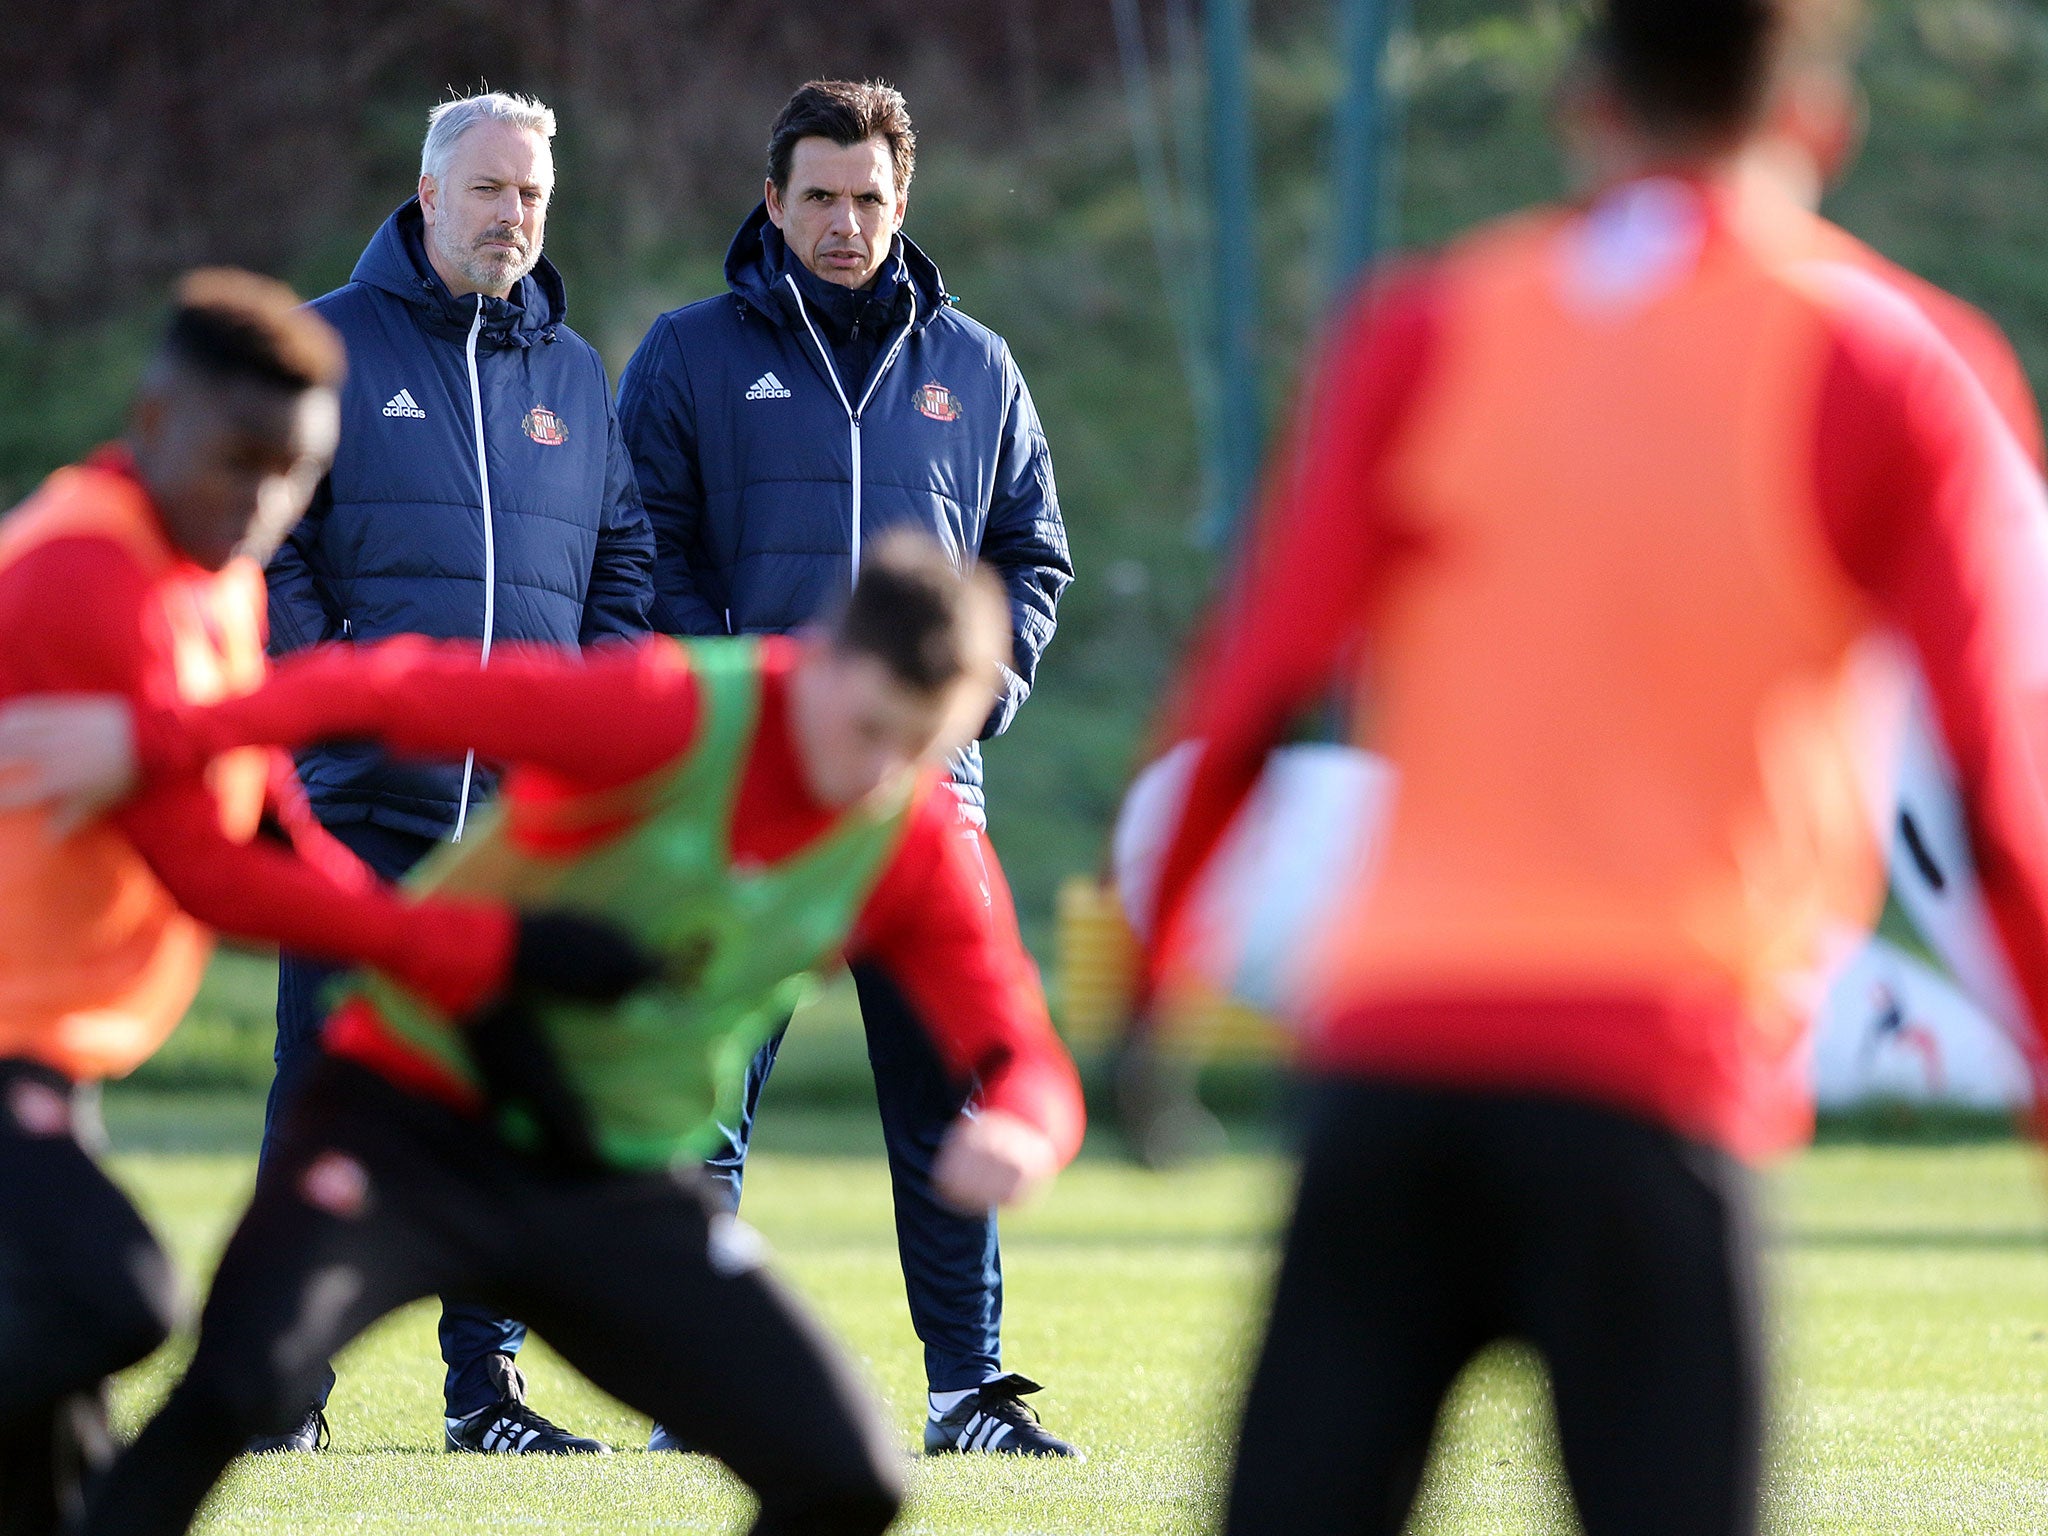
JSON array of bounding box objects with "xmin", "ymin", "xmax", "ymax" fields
[
  {"xmin": 1813, "ymin": 267, "xmax": 2048, "ymax": 1078},
  {"xmin": 0, "ymin": 547, "xmax": 650, "ymax": 1016},
  {"xmin": 113, "ymin": 771, "xmax": 513, "ymax": 1015},
  {"xmin": 0, "ymin": 638, "xmax": 704, "ymax": 844},
  {"xmin": 116, "ymin": 751, "xmax": 654, "ymax": 1019},
  {"xmin": 1138, "ymin": 265, "xmax": 1445, "ymax": 987},
  {"xmin": 0, "ymin": 540, "xmax": 158, "ymax": 829},
  {"xmin": 140, "ymin": 635, "xmax": 703, "ymax": 790},
  {"xmin": 850, "ymin": 788, "xmax": 1085, "ymax": 1209},
  {"xmin": 1892, "ymin": 266, "xmax": 2045, "ymax": 472},
  {"xmin": 0, "ymin": 542, "xmax": 495, "ymax": 1014}
]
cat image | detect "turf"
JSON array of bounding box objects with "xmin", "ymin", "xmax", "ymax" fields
[{"xmin": 97, "ymin": 1091, "xmax": 2048, "ymax": 1535}]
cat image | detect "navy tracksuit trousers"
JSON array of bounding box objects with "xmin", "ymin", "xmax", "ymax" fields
[
  {"xmin": 268, "ymin": 821, "xmax": 525, "ymax": 1419},
  {"xmin": 702, "ymin": 961, "xmax": 1002, "ymax": 1393},
  {"xmin": 280, "ymin": 829, "xmax": 1004, "ymax": 1402}
]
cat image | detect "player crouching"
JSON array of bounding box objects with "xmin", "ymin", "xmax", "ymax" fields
[
  {"xmin": 0, "ymin": 271, "xmax": 654, "ymax": 1535},
  {"xmin": 3, "ymin": 535, "xmax": 1083, "ymax": 1536}
]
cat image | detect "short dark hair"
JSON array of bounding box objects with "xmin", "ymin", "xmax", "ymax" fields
[
  {"xmin": 831, "ymin": 532, "xmax": 1009, "ymax": 696},
  {"xmin": 157, "ymin": 268, "xmax": 345, "ymax": 394},
  {"xmin": 1591, "ymin": 0, "xmax": 1857, "ymax": 142},
  {"xmin": 767, "ymin": 79, "xmax": 917, "ymax": 197}
]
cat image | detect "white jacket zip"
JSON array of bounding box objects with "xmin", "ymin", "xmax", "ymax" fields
[
  {"xmin": 784, "ymin": 274, "xmax": 917, "ymax": 584},
  {"xmin": 452, "ymin": 295, "xmax": 498, "ymax": 842}
]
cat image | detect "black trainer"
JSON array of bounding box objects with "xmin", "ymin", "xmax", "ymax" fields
[
  {"xmin": 443, "ymin": 1356, "xmax": 609, "ymax": 1455},
  {"xmin": 246, "ymin": 1405, "xmax": 328, "ymax": 1455},
  {"xmin": 923, "ymin": 1374, "xmax": 1083, "ymax": 1459}
]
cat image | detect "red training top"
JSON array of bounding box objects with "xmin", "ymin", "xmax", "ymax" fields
[
  {"xmin": 1142, "ymin": 177, "xmax": 2048, "ymax": 1159},
  {"xmin": 0, "ymin": 450, "xmax": 512, "ymax": 1079},
  {"xmin": 141, "ymin": 634, "xmax": 1086, "ymax": 1165}
]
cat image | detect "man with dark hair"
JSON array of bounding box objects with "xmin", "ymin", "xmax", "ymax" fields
[
  {"xmin": 1134, "ymin": 0, "xmax": 2048, "ymax": 1532},
  {"xmin": 617, "ymin": 76, "xmax": 1078, "ymax": 1460},
  {"xmin": 0, "ymin": 536, "xmax": 1084, "ymax": 1536},
  {"xmin": 765, "ymin": 79, "xmax": 918, "ymax": 221},
  {"xmin": 260, "ymin": 88, "xmax": 654, "ymax": 1457},
  {"xmin": 0, "ymin": 270, "xmax": 630, "ymax": 1536}
]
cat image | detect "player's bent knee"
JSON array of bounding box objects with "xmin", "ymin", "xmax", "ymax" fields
[{"xmin": 83, "ymin": 1239, "xmax": 180, "ymax": 1376}]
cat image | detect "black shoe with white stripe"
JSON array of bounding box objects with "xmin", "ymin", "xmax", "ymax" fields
[
  {"xmin": 922, "ymin": 1374, "xmax": 1082, "ymax": 1459},
  {"xmin": 444, "ymin": 1399, "xmax": 610, "ymax": 1455},
  {"xmin": 443, "ymin": 1357, "xmax": 609, "ymax": 1456}
]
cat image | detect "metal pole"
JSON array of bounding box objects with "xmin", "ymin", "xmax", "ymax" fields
[
  {"xmin": 1113, "ymin": 0, "xmax": 1209, "ymax": 451},
  {"xmin": 1330, "ymin": 0, "xmax": 1402, "ymax": 292},
  {"xmin": 1204, "ymin": 0, "xmax": 1260, "ymax": 545}
]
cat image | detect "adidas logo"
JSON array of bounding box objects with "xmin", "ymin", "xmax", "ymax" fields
[
  {"xmin": 744, "ymin": 371, "xmax": 792, "ymax": 401},
  {"xmin": 478, "ymin": 1416, "xmax": 543, "ymax": 1453},
  {"xmin": 954, "ymin": 1411, "xmax": 1015, "ymax": 1453},
  {"xmin": 381, "ymin": 388, "xmax": 427, "ymax": 419}
]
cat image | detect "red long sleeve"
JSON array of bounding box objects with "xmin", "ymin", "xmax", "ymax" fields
[
  {"xmin": 1811, "ymin": 265, "xmax": 2048, "ymax": 1079},
  {"xmin": 1143, "ymin": 266, "xmax": 1444, "ymax": 988},
  {"xmin": 0, "ymin": 538, "xmax": 155, "ymax": 699},
  {"xmin": 0, "ymin": 536, "xmax": 516, "ymax": 1018},
  {"xmin": 112, "ymin": 774, "xmax": 512, "ymax": 1016},
  {"xmin": 851, "ymin": 791, "xmax": 1086, "ymax": 1166},
  {"xmin": 1873, "ymin": 257, "xmax": 2045, "ymax": 471},
  {"xmin": 145, "ymin": 635, "xmax": 702, "ymax": 792},
  {"xmin": 259, "ymin": 750, "xmax": 381, "ymax": 891}
]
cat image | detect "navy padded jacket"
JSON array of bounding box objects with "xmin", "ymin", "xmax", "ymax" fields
[
  {"xmin": 615, "ymin": 205, "xmax": 1072, "ymax": 826},
  {"xmin": 268, "ymin": 201, "xmax": 655, "ymax": 839}
]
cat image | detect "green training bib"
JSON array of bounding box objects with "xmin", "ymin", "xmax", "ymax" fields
[{"xmin": 352, "ymin": 638, "xmax": 912, "ymax": 1169}]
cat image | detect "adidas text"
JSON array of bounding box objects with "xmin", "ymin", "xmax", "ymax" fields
[
  {"xmin": 745, "ymin": 372, "xmax": 792, "ymax": 401},
  {"xmin": 382, "ymin": 389, "xmax": 427, "ymax": 419}
]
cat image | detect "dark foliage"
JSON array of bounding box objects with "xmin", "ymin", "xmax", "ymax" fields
[{"xmin": 0, "ymin": 0, "xmax": 1156, "ymax": 324}]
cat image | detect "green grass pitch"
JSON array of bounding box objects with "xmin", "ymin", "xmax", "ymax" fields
[{"xmin": 99, "ymin": 1090, "xmax": 2048, "ymax": 1534}]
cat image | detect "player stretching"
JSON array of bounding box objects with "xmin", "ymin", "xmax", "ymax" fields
[
  {"xmin": 0, "ymin": 273, "xmax": 646, "ymax": 1535},
  {"xmin": 19, "ymin": 536, "xmax": 1081, "ymax": 1536},
  {"xmin": 1136, "ymin": 2, "xmax": 2048, "ymax": 1532}
]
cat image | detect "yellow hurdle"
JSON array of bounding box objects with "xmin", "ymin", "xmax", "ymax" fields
[{"xmin": 1053, "ymin": 876, "xmax": 1286, "ymax": 1061}]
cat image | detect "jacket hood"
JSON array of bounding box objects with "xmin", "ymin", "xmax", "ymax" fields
[
  {"xmin": 348, "ymin": 198, "xmax": 568, "ymax": 348},
  {"xmin": 722, "ymin": 201, "xmax": 947, "ymax": 334}
]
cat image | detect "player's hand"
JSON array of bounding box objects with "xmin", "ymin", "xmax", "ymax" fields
[
  {"xmin": 0, "ymin": 693, "xmax": 140, "ymax": 837},
  {"xmin": 510, "ymin": 910, "xmax": 663, "ymax": 1004},
  {"xmin": 463, "ymin": 996, "xmax": 606, "ymax": 1176},
  {"xmin": 932, "ymin": 1108, "xmax": 1060, "ymax": 1213}
]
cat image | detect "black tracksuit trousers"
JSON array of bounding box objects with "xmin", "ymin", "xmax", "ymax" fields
[
  {"xmin": 1226, "ymin": 1079, "xmax": 1765, "ymax": 1536},
  {"xmin": 81, "ymin": 1055, "xmax": 902, "ymax": 1536},
  {"xmin": 0, "ymin": 1060, "xmax": 179, "ymax": 1536}
]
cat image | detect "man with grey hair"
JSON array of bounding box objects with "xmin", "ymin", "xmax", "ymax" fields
[{"xmin": 256, "ymin": 89, "xmax": 653, "ymax": 1456}]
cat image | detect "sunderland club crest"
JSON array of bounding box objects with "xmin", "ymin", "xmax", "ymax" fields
[
  {"xmin": 522, "ymin": 404, "xmax": 569, "ymax": 446},
  {"xmin": 914, "ymin": 382, "xmax": 961, "ymax": 423}
]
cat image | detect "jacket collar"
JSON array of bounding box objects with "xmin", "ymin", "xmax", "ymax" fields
[
  {"xmin": 778, "ymin": 231, "xmax": 906, "ymax": 343},
  {"xmin": 348, "ymin": 198, "xmax": 567, "ymax": 350},
  {"xmin": 722, "ymin": 201, "xmax": 946, "ymax": 335}
]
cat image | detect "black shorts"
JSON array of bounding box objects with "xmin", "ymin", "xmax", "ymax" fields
[
  {"xmin": 1226, "ymin": 1079, "xmax": 1764, "ymax": 1536},
  {"xmin": 83, "ymin": 1055, "xmax": 902, "ymax": 1536},
  {"xmin": 0, "ymin": 1058, "xmax": 179, "ymax": 1536}
]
